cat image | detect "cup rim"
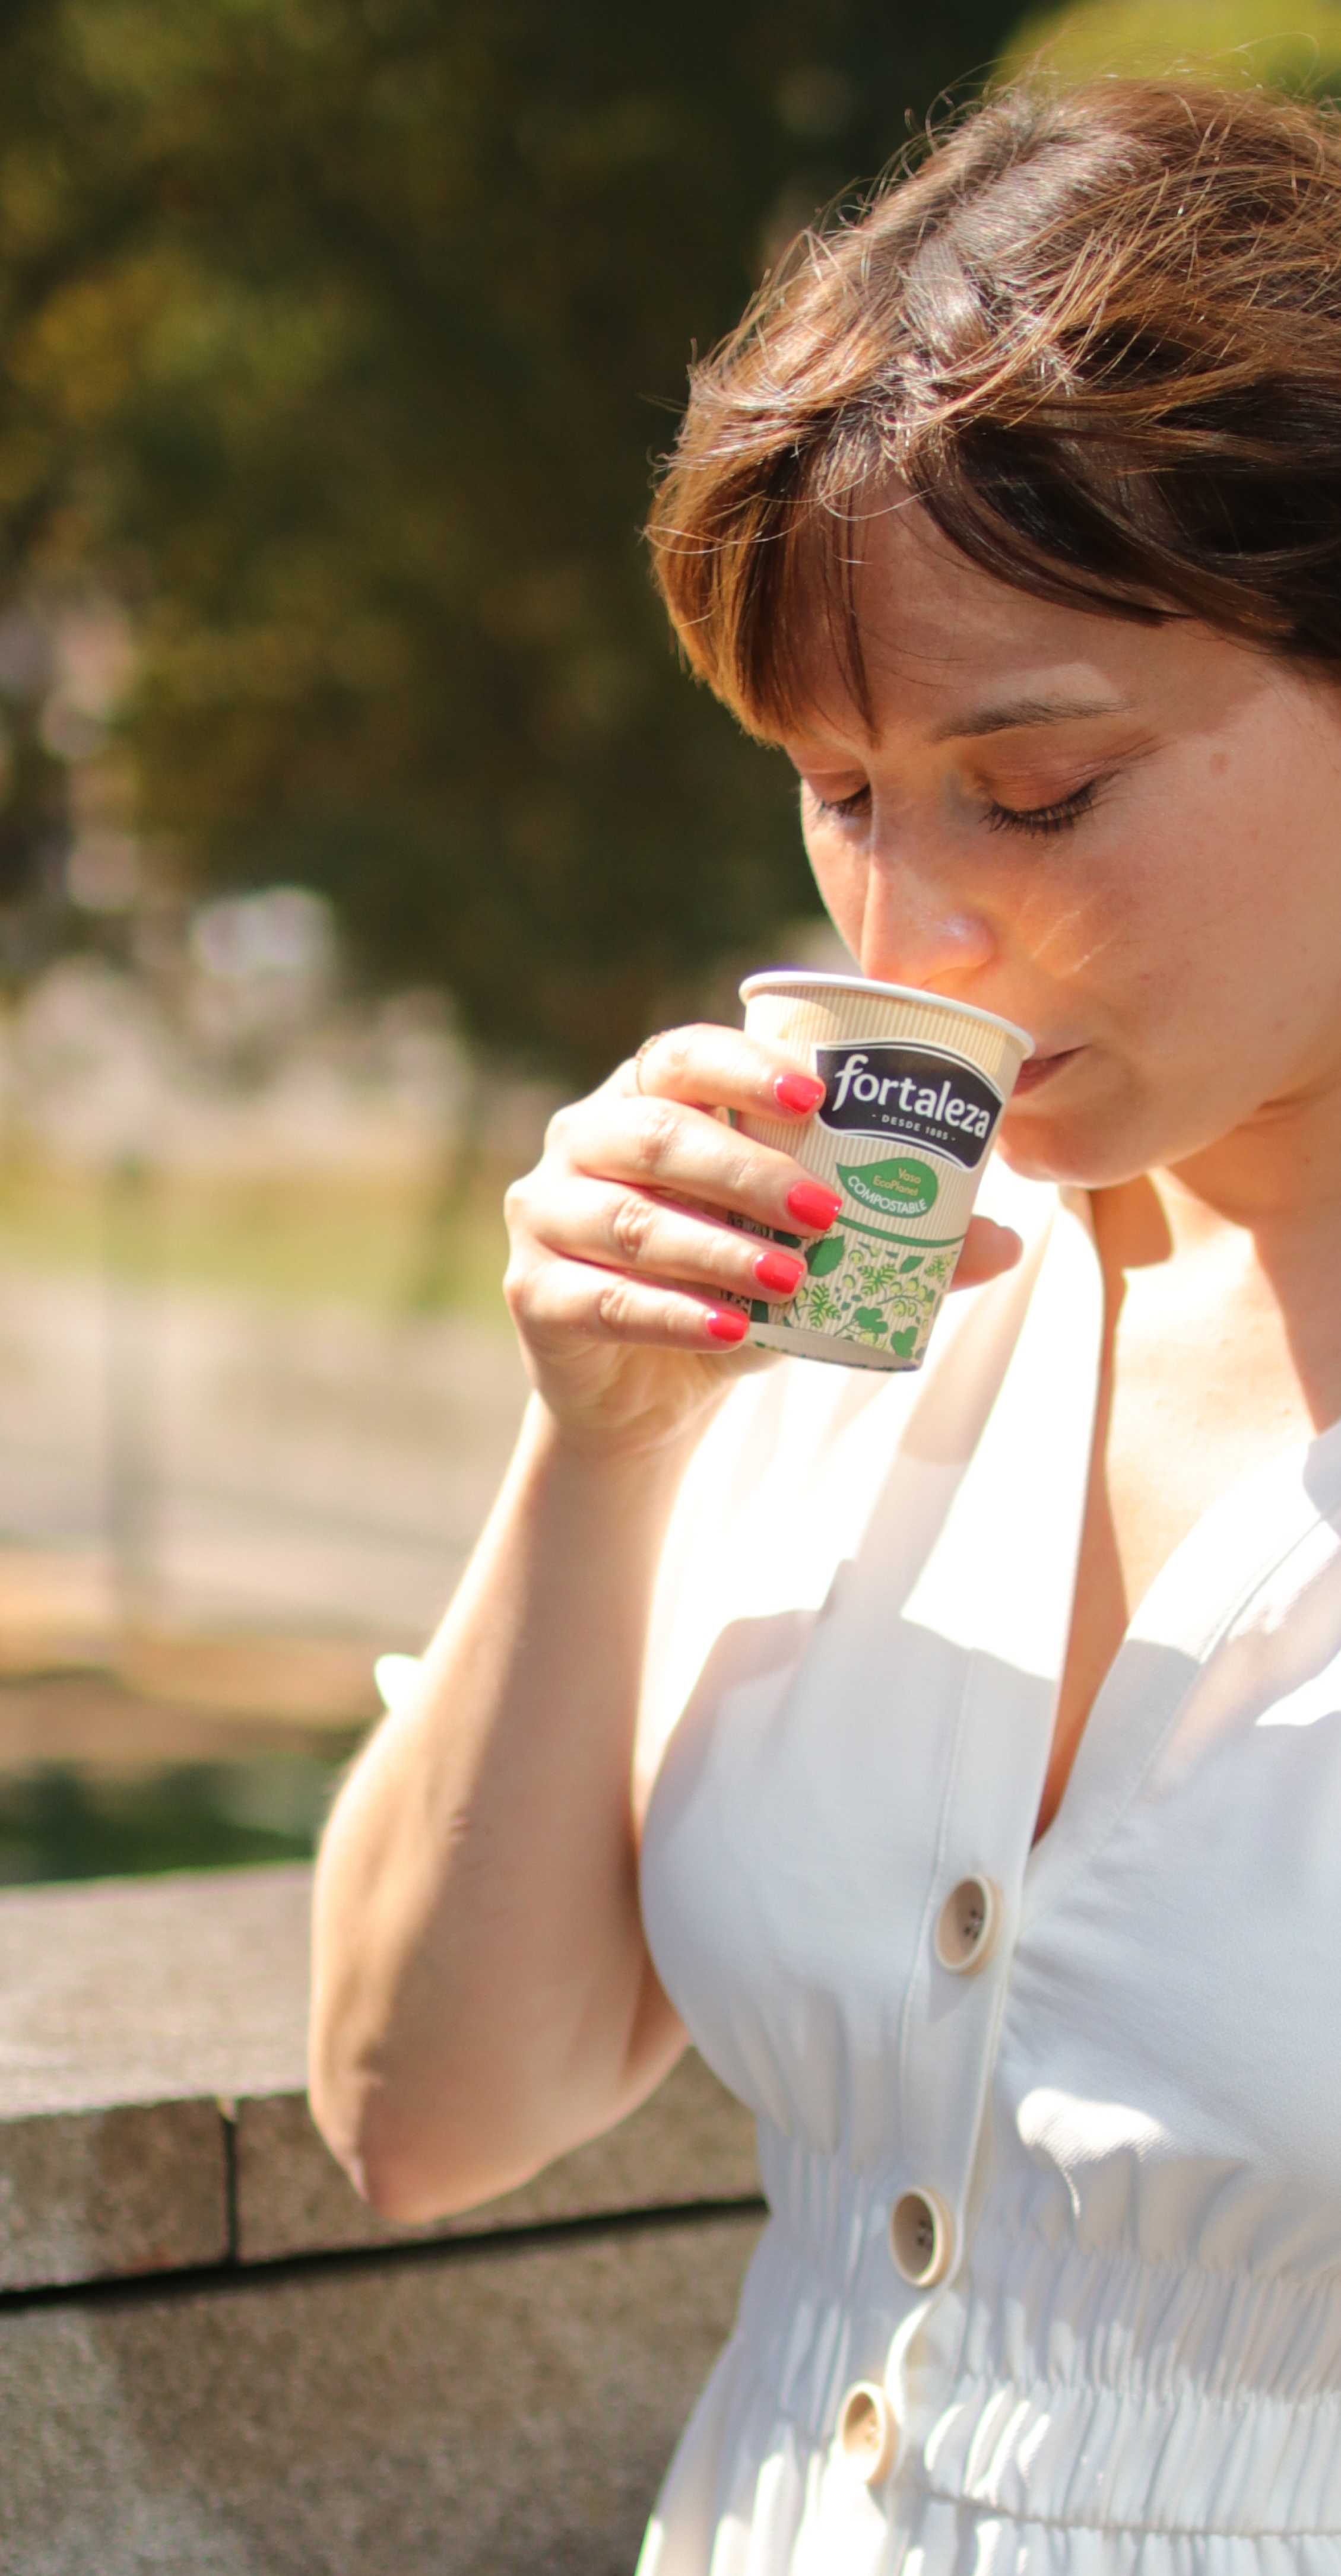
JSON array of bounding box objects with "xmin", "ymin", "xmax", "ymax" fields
[{"xmin": 738, "ymin": 968, "xmax": 1034, "ymax": 1059}]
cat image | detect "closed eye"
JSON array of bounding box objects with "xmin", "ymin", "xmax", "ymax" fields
[
  {"xmin": 985, "ymin": 779, "xmax": 1105, "ymax": 838},
  {"xmin": 809, "ymin": 773, "xmax": 1110, "ymax": 836},
  {"xmin": 809, "ymin": 784, "xmax": 870, "ymax": 821}
]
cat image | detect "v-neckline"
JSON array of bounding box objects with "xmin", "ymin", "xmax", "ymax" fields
[
  {"xmin": 844, "ymin": 1175, "xmax": 1341, "ymax": 1937},
  {"xmin": 1020, "ymin": 1196, "xmax": 1341, "ymax": 1918}
]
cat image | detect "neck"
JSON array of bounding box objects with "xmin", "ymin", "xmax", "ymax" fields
[
  {"xmin": 1088, "ymin": 1081, "xmax": 1341, "ymax": 1434},
  {"xmin": 1145, "ymin": 1073, "xmax": 1341, "ymax": 1260}
]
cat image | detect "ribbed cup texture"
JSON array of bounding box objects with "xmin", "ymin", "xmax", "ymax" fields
[
  {"xmin": 743, "ymin": 977, "xmax": 1029, "ymax": 1092},
  {"xmin": 737, "ymin": 976, "xmax": 1031, "ymax": 1373}
]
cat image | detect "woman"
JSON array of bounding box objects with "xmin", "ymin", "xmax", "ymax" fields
[{"xmin": 309, "ymin": 78, "xmax": 1341, "ymax": 2571}]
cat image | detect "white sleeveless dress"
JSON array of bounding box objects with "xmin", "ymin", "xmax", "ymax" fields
[{"xmin": 632, "ymin": 1176, "xmax": 1341, "ymax": 2574}]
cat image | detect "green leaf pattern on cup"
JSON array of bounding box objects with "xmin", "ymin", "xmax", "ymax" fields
[
  {"xmin": 803, "ymin": 1231, "xmax": 846, "ymax": 1279},
  {"xmin": 785, "ymin": 1228, "xmax": 958, "ymax": 1354}
]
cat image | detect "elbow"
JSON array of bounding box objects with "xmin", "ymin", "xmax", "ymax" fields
[
  {"xmin": 334, "ymin": 2132, "xmax": 446, "ymax": 2227},
  {"xmin": 360, "ymin": 2141, "xmax": 539, "ymax": 2228},
  {"xmin": 306, "ymin": 2032, "xmax": 414, "ymax": 2219},
  {"xmin": 306, "ymin": 2059, "xmax": 551, "ymax": 2226},
  {"xmin": 306, "ymin": 2076, "xmax": 438, "ymax": 2224},
  {"xmin": 306, "ymin": 2053, "xmax": 388, "ymax": 2211}
]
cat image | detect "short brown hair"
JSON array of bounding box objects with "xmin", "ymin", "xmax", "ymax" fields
[{"xmin": 647, "ymin": 79, "xmax": 1341, "ymax": 735}]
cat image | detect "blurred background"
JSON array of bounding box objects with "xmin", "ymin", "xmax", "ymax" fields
[{"xmin": 2, "ymin": 0, "xmax": 1334, "ymax": 1885}]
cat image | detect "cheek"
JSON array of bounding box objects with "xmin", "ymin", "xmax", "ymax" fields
[
  {"xmin": 1000, "ymin": 856, "xmax": 1144, "ymax": 989},
  {"xmin": 1016, "ymin": 801, "xmax": 1205, "ymax": 986}
]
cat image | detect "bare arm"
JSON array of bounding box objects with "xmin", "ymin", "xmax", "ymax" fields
[
  {"xmin": 308, "ymin": 1394, "xmax": 704, "ymax": 2221},
  {"xmin": 307, "ymin": 1027, "xmax": 1022, "ymax": 2221}
]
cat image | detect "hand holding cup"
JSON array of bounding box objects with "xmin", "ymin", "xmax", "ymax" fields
[
  {"xmin": 732, "ymin": 973, "xmax": 1034, "ymax": 1371},
  {"xmin": 502, "ymin": 1018, "xmax": 1024, "ymax": 1459}
]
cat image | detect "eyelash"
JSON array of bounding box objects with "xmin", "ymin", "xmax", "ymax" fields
[
  {"xmin": 985, "ymin": 780, "xmax": 1101, "ymax": 838},
  {"xmin": 811, "ymin": 779, "xmax": 1104, "ymax": 838},
  {"xmin": 810, "ymin": 787, "xmax": 870, "ymax": 821}
]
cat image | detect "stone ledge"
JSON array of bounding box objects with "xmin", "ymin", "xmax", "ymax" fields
[
  {"xmin": 0, "ymin": 1864, "xmax": 319, "ymax": 2117},
  {"xmin": 0, "ymin": 2209, "xmax": 766, "ymax": 2575},
  {"xmin": 0, "ymin": 2101, "xmax": 228, "ymax": 2294},
  {"xmin": 0, "ymin": 1864, "xmax": 759, "ymax": 2292},
  {"xmin": 234, "ymin": 2050, "xmax": 759, "ymax": 2264}
]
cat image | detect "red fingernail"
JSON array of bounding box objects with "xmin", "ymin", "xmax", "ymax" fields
[
  {"xmin": 773, "ymin": 1072, "xmax": 826, "ymax": 1116},
  {"xmin": 786, "ymin": 1181, "xmax": 842, "ymax": 1231},
  {"xmin": 705, "ymin": 1306, "xmax": 750, "ymax": 1345},
  {"xmin": 754, "ymin": 1249, "xmax": 805, "ymax": 1294}
]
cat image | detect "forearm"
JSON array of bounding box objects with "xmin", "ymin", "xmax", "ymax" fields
[{"xmin": 308, "ymin": 1393, "xmax": 699, "ymax": 2219}]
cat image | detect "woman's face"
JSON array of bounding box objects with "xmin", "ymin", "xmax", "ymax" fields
[{"xmin": 782, "ymin": 500, "xmax": 1341, "ymax": 1192}]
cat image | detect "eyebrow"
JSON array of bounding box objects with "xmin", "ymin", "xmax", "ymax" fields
[{"xmin": 930, "ymin": 693, "xmax": 1134, "ymax": 744}]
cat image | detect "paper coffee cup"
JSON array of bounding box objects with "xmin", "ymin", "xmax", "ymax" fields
[{"xmin": 735, "ymin": 971, "xmax": 1033, "ymax": 1371}]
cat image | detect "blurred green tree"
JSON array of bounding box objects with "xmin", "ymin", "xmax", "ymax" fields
[
  {"xmin": 1002, "ymin": 0, "xmax": 1341, "ymax": 88},
  {"xmin": 0, "ymin": 0, "xmax": 1018, "ymax": 1085}
]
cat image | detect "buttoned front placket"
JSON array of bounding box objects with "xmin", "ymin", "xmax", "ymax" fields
[{"xmin": 826, "ymin": 1190, "xmax": 1105, "ymax": 2513}]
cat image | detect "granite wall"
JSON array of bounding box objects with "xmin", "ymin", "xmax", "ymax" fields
[{"xmin": 0, "ymin": 1865, "xmax": 764, "ymax": 2574}]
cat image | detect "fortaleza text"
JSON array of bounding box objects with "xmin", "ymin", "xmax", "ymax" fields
[{"xmin": 825, "ymin": 1052, "xmax": 993, "ymax": 1139}]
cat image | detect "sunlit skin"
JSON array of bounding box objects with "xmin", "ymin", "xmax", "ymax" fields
[
  {"xmin": 784, "ymin": 496, "xmax": 1341, "ymax": 1258},
  {"xmin": 778, "ymin": 495, "xmax": 1341, "ymax": 1829},
  {"xmin": 308, "ymin": 501, "xmax": 1341, "ymax": 2224}
]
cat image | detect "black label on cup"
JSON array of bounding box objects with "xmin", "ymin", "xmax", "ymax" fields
[{"xmin": 816, "ymin": 1041, "xmax": 1003, "ymax": 1172}]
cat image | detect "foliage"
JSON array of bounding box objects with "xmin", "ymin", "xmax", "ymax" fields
[
  {"xmin": 1001, "ymin": 0, "xmax": 1341, "ymax": 91},
  {"xmin": 0, "ymin": 0, "xmax": 1019, "ymax": 1083}
]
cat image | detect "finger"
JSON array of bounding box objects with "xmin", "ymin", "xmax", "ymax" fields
[
  {"xmin": 561, "ymin": 1093, "xmax": 843, "ymax": 1240},
  {"xmin": 616, "ymin": 1024, "xmax": 828, "ymax": 1123},
  {"xmin": 525, "ymin": 1175, "xmax": 808, "ymax": 1305},
  {"xmin": 511, "ymin": 1249, "xmax": 756, "ymax": 1353},
  {"xmin": 949, "ymin": 1217, "xmax": 1024, "ymax": 1292}
]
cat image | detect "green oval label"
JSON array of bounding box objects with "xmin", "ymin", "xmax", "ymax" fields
[{"xmin": 837, "ymin": 1155, "xmax": 940, "ymax": 1220}]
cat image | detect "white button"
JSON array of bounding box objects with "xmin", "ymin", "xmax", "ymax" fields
[
  {"xmin": 934, "ymin": 1874, "xmax": 1000, "ymax": 1974},
  {"xmin": 890, "ymin": 2185, "xmax": 954, "ymax": 2288},
  {"xmin": 835, "ymin": 2380, "xmax": 898, "ymax": 2483}
]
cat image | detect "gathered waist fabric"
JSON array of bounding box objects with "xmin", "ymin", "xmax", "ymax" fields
[
  {"xmin": 918, "ymin": 2238, "xmax": 1341, "ymax": 2543},
  {"xmin": 662, "ymin": 2127, "xmax": 1341, "ymax": 2568}
]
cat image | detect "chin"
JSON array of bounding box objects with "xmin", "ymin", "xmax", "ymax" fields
[{"xmin": 996, "ymin": 1112, "xmax": 1155, "ymax": 1193}]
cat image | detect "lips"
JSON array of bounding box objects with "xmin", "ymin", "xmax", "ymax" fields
[{"xmin": 1011, "ymin": 1046, "xmax": 1082, "ymax": 1096}]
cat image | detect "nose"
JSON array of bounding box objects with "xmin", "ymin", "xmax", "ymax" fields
[{"xmin": 855, "ymin": 846, "xmax": 997, "ymax": 994}]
